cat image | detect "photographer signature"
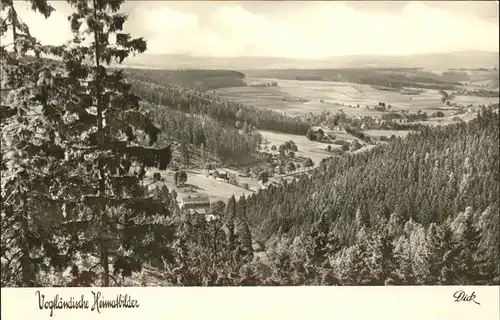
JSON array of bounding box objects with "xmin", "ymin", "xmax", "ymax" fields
[{"xmin": 453, "ymin": 290, "xmax": 481, "ymax": 305}]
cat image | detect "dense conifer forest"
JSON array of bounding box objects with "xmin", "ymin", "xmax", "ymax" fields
[
  {"xmin": 122, "ymin": 69, "xmax": 248, "ymax": 91},
  {"xmin": 237, "ymin": 108, "xmax": 500, "ymax": 285},
  {"xmin": 145, "ymin": 102, "xmax": 262, "ymax": 165}
]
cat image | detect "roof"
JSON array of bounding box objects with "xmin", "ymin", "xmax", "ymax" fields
[
  {"xmin": 180, "ymin": 194, "xmax": 210, "ymax": 205},
  {"xmin": 190, "ymin": 208, "xmax": 209, "ymax": 214}
]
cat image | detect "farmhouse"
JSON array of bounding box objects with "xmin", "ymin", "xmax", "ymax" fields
[
  {"xmin": 205, "ymin": 214, "xmax": 219, "ymax": 222},
  {"xmin": 260, "ymin": 180, "xmax": 279, "ymax": 190},
  {"xmin": 178, "ymin": 193, "xmax": 211, "ymax": 214},
  {"xmin": 249, "ymin": 169, "xmax": 259, "ymax": 178},
  {"xmin": 209, "ymin": 170, "xmax": 230, "ymax": 181},
  {"xmin": 393, "ymin": 118, "xmax": 408, "ymax": 124}
]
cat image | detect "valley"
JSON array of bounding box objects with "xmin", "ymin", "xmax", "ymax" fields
[
  {"xmin": 125, "ymin": 67, "xmax": 498, "ymax": 206},
  {"xmin": 2, "ymin": 0, "xmax": 498, "ymax": 290}
]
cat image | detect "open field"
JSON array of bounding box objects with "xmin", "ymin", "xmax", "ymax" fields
[
  {"xmin": 453, "ymin": 95, "xmax": 499, "ymax": 105},
  {"xmin": 214, "ymin": 78, "xmax": 454, "ymax": 117},
  {"xmin": 363, "ymin": 129, "xmax": 413, "ymax": 139}
]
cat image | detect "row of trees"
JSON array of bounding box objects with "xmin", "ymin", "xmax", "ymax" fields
[
  {"xmin": 250, "ymin": 82, "xmax": 278, "ymax": 88},
  {"xmin": 125, "ymin": 71, "xmax": 311, "ymax": 135},
  {"xmin": 458, "ymin": 89, "xmax": 499, "ymax": 98},
  {"xmin": 120, "ymin": 69, "xmax": 247, "ymax": 91},
  {"xmin": 358, "ymin": 75, "xmax": 459, "ymax": 91}
]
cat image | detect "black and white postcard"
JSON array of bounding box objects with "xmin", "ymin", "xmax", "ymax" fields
[{"xmin": 1, "ymin": 1, "xmax": 499, "ymax": 319}]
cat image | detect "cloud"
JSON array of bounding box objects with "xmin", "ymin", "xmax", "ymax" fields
[
  {"xmin": 2, "ymin": 1, "xmax": 498, "ymax": 58},
  {"xmin": 1, "ymin": 1, "xmax": 72, "ymax": 46},
  {"xmin": 136, "ymin": 1, "xmax": 498, "ymax": 57}
]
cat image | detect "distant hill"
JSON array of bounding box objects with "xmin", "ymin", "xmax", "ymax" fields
[
  {"xmin": 118, "ymin": 68, "xmax": 247, "ymax": 91},
  {"xmin": 123, "ymin": 51, "xmax": 499, "ymax": 71}
]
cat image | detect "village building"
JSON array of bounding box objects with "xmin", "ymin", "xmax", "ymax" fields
[
  {"xmin": 260, "ymin": 180, "xmax": 278, "ymax": 190},
  {"xmin": 393, "ymin": 118, "xmax": 408, "ymax": 124},
  {"xmin": 209, "ymin": 170, "xmax": 230, "ymax": 182},
  {"xmin": 177, "ymin": 193, "xmax": 211, "ymax": 214}
]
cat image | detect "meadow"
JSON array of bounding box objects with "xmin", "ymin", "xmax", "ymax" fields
[
  {"xmin": 258, "ymin": 129, "xmax": 361, "ymax": 164},
  {"xmin": 145, "ymin": 168, "xmax": 255, "ymax": 204},
  {"xmin": 214, "ymin": 77, "xmax": 454, "ymax": 117}
]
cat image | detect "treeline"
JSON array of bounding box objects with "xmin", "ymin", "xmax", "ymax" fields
[
  {"xmin": 459, "ymin": 89, "xmax": 499, "ymax": 98},
  {"xmin": 244, "ymin": 68, "xmax": 461, "ymax": 90},
  {"xmin": 145, "ymin": 102, "xmax": 262, "ymax": 165},
  {"xmin": 127, "ymin": 74, "xmax": 311, "ymax": 135},
  {"xmin": 122, "ymin": 68, "xmax": 247, "ymax": 91},
  {"xmin": 358, "ymin": 76, "xmax": 458, "ymax": 91},
  {"xmin": 135, "ymin": 106, "xmax": 499, "ymax": 285},
  {"xmin": 250, "ymin": 82, "xmax": 278, "ymax": 87}
]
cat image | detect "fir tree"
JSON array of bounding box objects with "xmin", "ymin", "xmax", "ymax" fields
[
  {"xmin": 0, "ymin": 0, "xmax": 67, "ymax": 287},
  {"xmin": 454, "ymin": 209, "xmax": 482, "ymax": 284},
  {"xmin": 225, "ymin": 195, "xmax": 237, "ymax": 255},
  {"xmin": 42, "ymin": 0, "xmax": 173, "ymax": 286}
]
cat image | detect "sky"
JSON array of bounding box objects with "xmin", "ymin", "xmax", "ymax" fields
[{"xmin": 2, "ymin": 1, "xmax": 499, "ymax": 59}]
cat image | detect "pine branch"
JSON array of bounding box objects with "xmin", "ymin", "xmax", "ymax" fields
[
  {"xmin": 107, "ymin": 273, "xmax": 120, "ymax": 286},
  {"xmin": 4, "ymin": 267, "xmax": 22, "ymax": 285},
  {"xmin": 88, "ymin": 262, "xmax": 101, "ymax": 272},
  {"xmin": 2, "ymin": 230, "xmax": 22, "ymax": 248},
  {"xmin": 2, "ymin": 250, "xmax": 23, "ymax": 270}
]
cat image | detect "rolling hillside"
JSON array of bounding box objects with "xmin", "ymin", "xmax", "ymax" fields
[{"xmin": 123, "ymin": 51, "xmax": 499, "ymax": 70}]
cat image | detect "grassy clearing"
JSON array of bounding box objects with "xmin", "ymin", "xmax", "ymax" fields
[
  {"xmin": 258, "ymin": 129, "xmax": 359, "ymax": 165},
  {"xmin": 145, "ymin": 168, "xmax": 255, "ymax": 204}
]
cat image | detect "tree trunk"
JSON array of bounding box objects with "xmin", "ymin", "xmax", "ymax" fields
[
  {"xmin": 10, "ymin": 4, "xmax": 18, "ymax": 56},
  {"xmin": 10, "ymin": 3, "xmax": 20, "ymax": 117},
  {"xmin": 92, "ymin": 0, "xmax": 109, "ymax": 287},
  {"xmin": 213, "ymin": 221, "xmax": 218, "ymax": 268}
]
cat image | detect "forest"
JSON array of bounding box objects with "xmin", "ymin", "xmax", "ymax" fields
[
  {"xmin": 125, "ymin": 69, "xmax": 311, "ymax": 135},
  {"xmin": 145, "ymin": 102, "xmax": 262, "ymax": 165},
  {"xmin": 1, "ymin": 0, "xmax": 498, "ymax": 288},
  {"xmin": 121, "ymin": 69, "xmax": 247, "ymax": 91},
  {"xmin": 236, "ymin": 107, "xmax": 499, "ymax": 285}
]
